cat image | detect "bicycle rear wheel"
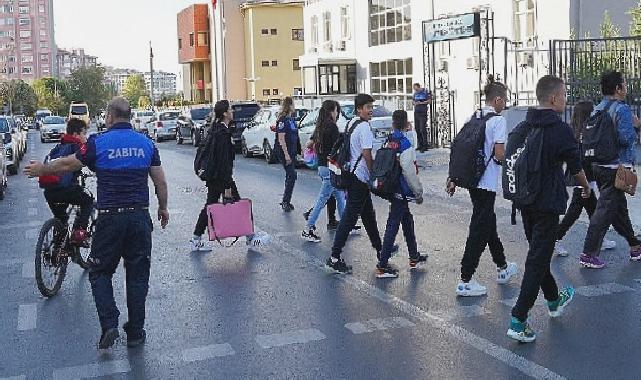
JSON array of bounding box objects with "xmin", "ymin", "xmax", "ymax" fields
[{"xmin": 35, "ymin": 219, "xmax": 69, "ymax": 297}]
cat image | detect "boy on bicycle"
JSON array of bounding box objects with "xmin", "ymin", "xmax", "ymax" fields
[{"xmin": 39, "ymin": 119, "xmax": 94, "ymax": 246}]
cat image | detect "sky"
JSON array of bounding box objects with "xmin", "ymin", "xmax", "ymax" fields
[{"xmin": 53, "ymin": 0, "xmax": 202, "ymax": 76}]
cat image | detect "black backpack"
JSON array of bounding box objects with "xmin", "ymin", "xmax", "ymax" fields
[
  {"xmin": 448, "ymin": 112, "xmax": 497, "ymax": 189},
  {"xmin": 502, "ymin": 121, "xmax": 545, "ymax": 208},
  {"xmin": 582, "ymin": 100, "xmax": 619, "ymax": 164},
  {"xmin": 194, "ymin": 124, "xmax": 215, "ymax": 181},
  {"xmin": 328, "ymin": 119, "xmax": 364, "ymax": 190},
  {"xmin": 370, "ymin": 135, "xmax": 402, "ymax": 200}
]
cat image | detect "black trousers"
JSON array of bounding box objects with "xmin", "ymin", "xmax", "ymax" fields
[
  {"xmin": 556, "ymin": 187, "xmax": 597, "ymax": 241},
  {"xmin": 282, "ymin": 162, "xmax": 297, "ymax": 204},
  {"xmin": 193, "ymin": 181, "xmax": 240, "ymax": 237},
  {"xmin": 512, "ymin": 209, "xmax": 559, "ymax": 322},
  {"xmin": 331, "ymin": 180, "xmax": 381, "ymax": 259},
  {"xmin": 414, "ymin": 111, "xmax": 428, "ymax": 150},
  {"xmin": 460, "ymin": 188, "xmax": 506, "ymax": 282},
  {"xmin": 583, "ymin": 166, "xmax": 640, "ymax": 256},
  {"xmin": 44, "ymin": 185, "xmax": 94, "ymax": 229}
]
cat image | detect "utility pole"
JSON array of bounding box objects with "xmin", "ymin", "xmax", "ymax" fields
[{"xmin": 149, "ymin": 41, "xmax": 155, "ymax": 109}]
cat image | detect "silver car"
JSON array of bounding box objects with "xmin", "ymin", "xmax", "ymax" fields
[
  {"xmin": 150, "ymin": 111, "xmax": 180, "ymax": 142},
  {"xmin": 40, "ymin": 116, "xmax": 66, "ymax": 143},
  {"xmin": 0, "ymin": 117, "xmax": 19, "ymax": 175}
]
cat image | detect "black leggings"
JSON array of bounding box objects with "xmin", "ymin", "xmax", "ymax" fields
[{"xmin": 556, "ymin": 187, "xmax": 597, "ymax": 241}]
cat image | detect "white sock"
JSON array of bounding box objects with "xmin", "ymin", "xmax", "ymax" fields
[{"xmin": 331, "ymin": 257, "xmax": 339, "ymax": 263}]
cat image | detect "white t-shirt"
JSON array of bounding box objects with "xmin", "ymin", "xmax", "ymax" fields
[
  {"xmin": 348, "ymin": 118, "xmax": 374, "ymax": 183},
  {"xmin": 476, "ymin": 106, "xmax": 506, "ymax": 192}
]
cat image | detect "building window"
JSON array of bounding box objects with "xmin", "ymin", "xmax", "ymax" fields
[
  {"xmin": 21, "ymin": 55, "xmax": 33, "ymax": 63},
  {"xmin": 20, "ymin": 44, "xmax": 32, "ymax": 51},
  {"xmin": 323, "ymin": 11, "xmax": 331, "ymax": 42},
  {"xmin": 272, "ymin": 89, "xmax": 279, "ymax": 95},
  {"xmin": 40, "ymin": 29, "xmax": 46, "ymax": 36},
  {"xmin": 21, "ymin": 66, "xmax": 32, "ymax": 74},
  {"xmin": 262, "ymin": 89, "xmax": 270, "ymax": 96},
  {"xmin": 19, "ymin": 18, "xmax": 29, "ymax": 26},
  {"xmin": 197, "ymin": 32, "xmax": 208, "ymax": 46},
  {"xmin": 514, "ymin": 0, "xmax": 536, "ymax": 47},
  {"xmin": 293, "ymin": 59, "xmax": 300, "ymax": 70},
  {"xmin": 311, "ymin": 16, "xmax": 319, "ymax": 46},
  {"xmin": 38, "ymin": 4, "xmax": 45, "ymax": 12},
  {"xmin": 261, "ymin": 28, "xmax": 268, "ymax": 35},
  {"xmin": 271, "ymin": 60, "xmax": 278, "ymax": 67},
  {"xmin": 340, "ymin": 7, "xmax": 350, "ymax": 39},
  {"xmin": 189, "ymin": 33, "xmax": 194, "ymax": 46},
  {"xmin": 19, "ymin": 30, "xmax": 31, "ymax": 38},
  {"xmin": 318, "ymin": 64, "xmax": 356, "ymax": 95},
  {"xmin": 369, "ymin": 58, "xmax": 413, "ymax": 102},
  {"xmin": 40, "ymin": 53, "xmax": 48, "ymax": 61},
  {"xmin": 292, "ymin": 29, "xmax": 304, "ymax": 41},
  {"xmin": 270, "ymin": 28, "xmax": 277, "ymax": 35},
  {"xmin": 178, "ymin": 38, "xmax": 182, "ymax": 49},
  {"xmin": 369, "ymin": 0, "xmax": 411, "ymax": 47},
  {"xmin": 261, "ymin": 60, "xmax": 269, "ymax": 67},
  {"xmin": 39, "ymin": 18, "xmax": 45, "ymax": 25},
  {"xmin": 19, "ymin": 6, "xmax": 29, "ymax": 14}
]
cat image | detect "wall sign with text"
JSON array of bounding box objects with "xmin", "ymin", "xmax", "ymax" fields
[{"xmin": 423, "ymin": 13, "xmax": 481, "ymax": 43}]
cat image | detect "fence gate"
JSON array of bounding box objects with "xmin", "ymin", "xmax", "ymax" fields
[{"xmin": 550, "ymin": 37, "xmax": 641, "ymax": 116}]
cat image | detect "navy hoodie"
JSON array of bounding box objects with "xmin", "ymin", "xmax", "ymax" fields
[{"xmin": 521, "ymin": 108, "xmax": 582, "ymax": 215}]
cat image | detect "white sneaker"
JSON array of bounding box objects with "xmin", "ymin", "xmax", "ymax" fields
[
  {"xmin": 554, "ymin": 241, "xmax": 569, "ymax": 257},
  {"xmin": 496, "ymin": 262, "xmax": 518, "ymax": 284},
  {"xmin": 247, "ymin": 232, "xmax": 271, "ymax": 247},
  {"xmin": 189, "ymin": 237, "xmax": 210, "ymax": 252},
  {"xmin": 456, "ymin": 279, "xmax": 487, "ymax": 297},
  {"xmin": 601, "ymin": 239, "xmax": 616, "ymax": 250}
]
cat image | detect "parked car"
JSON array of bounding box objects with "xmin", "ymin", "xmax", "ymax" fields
[
  {"xmin": 40, "ymin": 115, "xmax": 66, "ymax": 143},
  {"xmin": 0, "ymin": 142, "xmax": 6, "ymax": 199},
  {"xmin": 193, "ymin": 102, "xmax": 260, "ymax": 151},
  {"xmin": 1, "ymin": 116, "xmax": 20, "ymax": 175},
  {"xmin": 241, "ymin": 106, "xmax": 310, "ymax": 164},
  {"xmin": 177, "ymin": 107, "xmax": 212, "ymax": 146},
  {"xmin": 131, "ymin": 110, "xmax": 154, "ymax": 134},
  {"xmin": 6, "ymin": 117, "xmax": 26, "ymax": 160},
  {"xmin": 149, "ymin": 110, "xmax": 180, "ymax": 142}
]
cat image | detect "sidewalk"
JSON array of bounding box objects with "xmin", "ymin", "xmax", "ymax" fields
[{"xmin": 415, "ymin": 148, "xmax": 641, "ymax": 232}]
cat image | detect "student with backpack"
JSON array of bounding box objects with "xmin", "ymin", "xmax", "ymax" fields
[
  {"xmin": 505, "ymin": 75, "xmax": 591, "ymax": 343},
  {"xmin": 579, "ymin": 71, "xmax": 641, "ymax": 269},
  {"xmin": 40, "ymin": 119, "xmax": 93, "ymax": 247},
  {"xmin": 374, "ymin": 110, "xmax": 427, "ymax": 278},
  {"xmin": 326, "ymin": 94, "xmax": 383, "ymax": 274},
  {"xmin": 554, "ymin": 100, "xmax": 616, "ymax": 256},
  {"xmin": 275, "ymin": 97, "xmax": 299, "ymax": 213},
  {"xmin": 302, "ymin": 100, "xmax": 345, "ymax": 242},
  {"xmin": 446, "ymin": 79, "xmax": 518, "ymax": 296}
]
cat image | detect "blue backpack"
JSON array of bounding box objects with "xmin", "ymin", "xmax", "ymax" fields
[{"xmin": 38, "ymin": 143, "xmax": 78, "ymax": 189}]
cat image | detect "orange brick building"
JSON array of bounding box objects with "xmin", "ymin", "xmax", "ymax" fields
[{"xmin": 177, "ymin": 4, "xmax": 212, "ymax": 103}]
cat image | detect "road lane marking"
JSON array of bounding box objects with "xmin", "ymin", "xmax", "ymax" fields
[
  {"xmin": 434, "ymin": 305, "xmax": 488, "ymax": 321},
  {"xmin": 0, "ymin": 221, "xmax": 42, "ymax": 231},
  {"xmin": 0, "ymin": 376, "xmax": 26, "ymax": 380},
  {"xmin": 181, "ymin": 343, "xmax": 236, "ymax": 362},
  {"xmin": 345, "ymin": 317, "xmax": 415, "ymax": 334},
  {"xmin": 17, "ymin": 304, "xmax": 37, "ymax": 331},
  {"xmin": 259, "ymin": 224, "xmax": 565, "ymax": 380},
  {"xmin": 575, "ymin": 282, "xmax": 635, "ymax": 297},
  {"xmin": 25, "ymin": 228, "xmax": 38, "ymax": 239},
  {"xmin": 21, "ymin": 262, "xmax": 34, "ymax": 278},
  {"xmin": 27, "ymin": 208, "xmax": 37, "ymax": 216},
  {"xmin": 52, "ymin": 360, "xmax": 131, "ymax": 380},
  {"xmin": 256, "ymin": 328, "xmax": 326, "ymax": 349}
]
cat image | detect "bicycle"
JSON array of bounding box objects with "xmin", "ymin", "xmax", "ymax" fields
[{"xmin": 35, "ymin": 172, "xmax": 96, "ymax": 297}]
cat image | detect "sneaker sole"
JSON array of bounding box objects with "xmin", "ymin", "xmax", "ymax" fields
[
  {"xmin": 580, "ymin": 261, "xmax": 605, "ymax": 269},
  {"xmin": 301, "ymin": 235, "xmax": 321, "ymax": 243},
  {"xmin": 549, "ymin": 294, "xmax": 574, "ymax": 318},
  {"xmin": 507, "ymin": 329, "xmax": 536, "ymax": 343},
  {"xmin": 324, "ymin": 264, "xmax": 352, "ymax": 275},
  {"xmin": 376, "ymin": 272, "xmax": 399, "ymax": 278},
  {"xmin": 98, "ymin": 329, "xmax": 120, "ymax": 350},
  {"xmin": 630, "ymin": 255, "xmax": 641, "ymax": 261},
  {"xmin": 409, "ymin": 262, "xmax": 425, "ymax": 270},
  {"xmin": 555, "ymin": 251, "xmax": 569, "ymax": 257},
  {"xmin": 496, "ymin": 273, "xmax": 517, "ymax": 285},
  {"xmin": 456, "ymin": 290, "xmax": 487, "ymax": 297}
]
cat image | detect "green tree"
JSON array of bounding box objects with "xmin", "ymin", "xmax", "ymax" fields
[
  {"xmin": 32, "ymin": 77, "xmax": 68, "ymax": 115},
  {"xmin": 600, "ymin": 10, "xmax": 621, "ymax": 38},
  {"xmin": 122, "ymin": 74, "xmax": 147, "ymax": 107},
  {"xmin": 629, "ymin": 0, "xmax": 641, "ymax": 36},
  {"xmin": 66, "ymin": 66, "xmax": 110, "ymax": 117},
  {"xmin": 138, "ymin": 95, "xmax": 151, "ymax": 109},
  {"xmin": 0, "ymin": 80, "xmax": 37, "ymax": 115}
]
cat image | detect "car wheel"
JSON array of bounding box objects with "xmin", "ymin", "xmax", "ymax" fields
[
  {"xmin": 40, "ymin": 137, "xmax": 45, "ymax": 143},
  {"xmin": 8, "ymin": 163, "xmax": 17, "ymax": 176},
  {"xmin": 241, "ymin": 139, "xmax": 252, "ymax": 158},
  {"xmin": 264, "ymin": 141, "xmax": 276, "ymax": 164},
  {"xmin": 177, "ymin": 132, "xmax": 183, "ymax": 144}
]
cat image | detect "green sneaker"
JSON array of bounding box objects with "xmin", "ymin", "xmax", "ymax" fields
[
  {"xmin": 507, "ymin": 317, "xmax": 536, "ymax": 343},
  {"xmin": 548, "ymin": 286, "xmax": 575, "ymax": 318}
]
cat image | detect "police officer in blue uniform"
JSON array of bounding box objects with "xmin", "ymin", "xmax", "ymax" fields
[
  {"xmin": 25, "ymin": 97, "xmax": 169, "ymax": 350},
  {"xmin": 412, "ymin": 83, "xmax": 431, "ymax": 152}
]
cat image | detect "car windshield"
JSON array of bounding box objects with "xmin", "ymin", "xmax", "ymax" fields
[
  {"xmin": 190, "ymin": 108, "xmax": 211, "ymax": 120},
  {"xmin": 340, "ymin": 105, "xmax": 391, "ymax": 119},
  {"xmin": 44, "ymin": 116, "xmax": 65, "ymax": 124},
  {"xmin": 138, "ymin": 111, "xmax": 154, "ymax": 117},
  {"xmin": 372, "ymin": 106, "xmax": 392, "ymax": 117},
  {"xmin": 159, "ymin": 112, "xmax": 179, "ymax": 121},
  {"xmin": 36, "ymin": 111, "xmax": 51, "ymax": 119},
  {"xmin": 0, "ymin": 118, "xmax": 8, "ymax": 132},
  {"xmin": 71, "ymin": 105, "xmax": 88, "ymax": 115},
  {"xmin": 341, "ymin": 104, "xmax": 355, "ymax": 119},
  {"xmin": 232, "ymin": 104, "xmax": 260, "ymax": 119}
]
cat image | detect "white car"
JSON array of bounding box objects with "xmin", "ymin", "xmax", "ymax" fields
[
  {"xmin": 0, "ymin": 142, "xmax": 6, "ymax": 199},
  {"xmin": 1, "ymin": 116, "xmax": 19, "ymax": 175},
  {"xmin": 40, "ymin": 116, "xmax": 66, "ymax": 143},
  {"xmin": 132, "ymin": 110, "xmax": 155, "ymax": 134},
  {"xmin": 149, "ymin": 110, "xmax": 180, "ymax": 142},
  {"xmin": 241, "ymin": 106, "xmax": 281, "ymax": 164},
  {"xmin": 7, "ymin": 117, "xmax": 26, "ymax": 160}
]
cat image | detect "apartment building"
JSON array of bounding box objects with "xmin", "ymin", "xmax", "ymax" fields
[
  {"xmin": 241, "ymin": 0, "xmax": 304, "ymax": 101},
  {"xmin": 56, "ymin": 47, "xmax": 97, "ymax": 79},
  {"xmin": 104, "ymin": 67, "xmax": 141, "ymax": 95},
  {"xmin": 0, "ymin": 0, "xmax": 56, "ymax": 81},
  {"xmin": 178, "ymin": 3, "xmax": 212, "ymax": 103},
  {"xmin": 143, "ymin": 71, "xmax": 177, "ymax": 102}
]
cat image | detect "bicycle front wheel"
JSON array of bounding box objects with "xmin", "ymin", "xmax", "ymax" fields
[{"xmin": 35, "ymin": 219, "xmax": 68, "ymax": 297}]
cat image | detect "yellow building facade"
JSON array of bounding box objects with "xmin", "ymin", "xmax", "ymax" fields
[{"xmin": 241, "ymin": 1, "xmax": 304, "ymax": 102}]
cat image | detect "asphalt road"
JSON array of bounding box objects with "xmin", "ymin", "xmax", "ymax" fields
[{"xmin": 1, "ymin": 130, "xmax": 640, "ymax": 380}]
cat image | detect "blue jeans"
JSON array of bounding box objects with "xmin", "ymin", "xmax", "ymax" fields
[
  {"xmin": 379, "ymin": 198, "xmax": 418, "ymax": 266},
  {"xmin": 88, "ymin": 209, "xmax": 152, "ymax": 335},
  {"xmin": 307, "ymin": 166, "xmax": 345, "ymax": 228}
]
